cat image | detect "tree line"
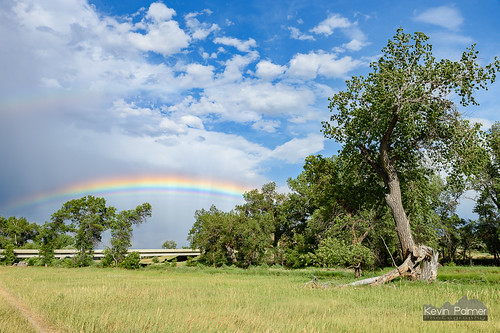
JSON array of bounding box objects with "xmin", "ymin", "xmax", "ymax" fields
[{"xmin": 0, "ymin": 196, "xmax": 151, "ymax": 267}]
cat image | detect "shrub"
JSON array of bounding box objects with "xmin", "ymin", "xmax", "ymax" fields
[
  {"xmin": 3, "ymin": 243, "xmax": 16, "ymax": 266},
  {"xmin": 314, "ymin": 238, "xmax": 374, "ymax": 277},
  {"xmin": 185, "ymin": 257, "xmax": 200, "ymax": 267},
  {"xmin": 27, "ymin": 257, "xmax": 43, "ymax": 266},
  {"xmin": 101, "ymin": 248, "xmax": 115, "ymax": 267},
  {"xmin": 119, "ymin": 252, "xmax": 141, "ymax": 269},
  {"xmin": 53, "ymin": 258, "xmax": 75, "ymax": 268}
]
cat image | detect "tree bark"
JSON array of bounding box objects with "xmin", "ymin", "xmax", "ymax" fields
[{"xmin": 384, "ymin": 175, "xmax": 416, "ymax": 259}]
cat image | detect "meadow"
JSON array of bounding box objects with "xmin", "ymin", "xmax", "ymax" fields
[{"xmin": 0, "ymin": 265, "xmax": 498, "ymax": 332}]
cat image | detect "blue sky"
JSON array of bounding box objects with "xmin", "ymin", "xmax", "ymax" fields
[{"xmin": 1, "ymin": 0, "xmax": 499, "ymax": 247}]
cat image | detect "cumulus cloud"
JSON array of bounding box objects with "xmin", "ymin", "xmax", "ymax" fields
[
  {"xmin": 128, "ymin": 4, "xmax": 191, "ymax": 56},
  {"xmin": 255, "ymin": 60, "xmax": 287, "ymax": 80},
  {"xmin": 177, "ymin": 63, "xmax": 215, "ymax": 88},
  {"xmin": 146, "ymin": 2, "xmax": 176, "ymax": 22},
  {"xmin": 413, "ymin": 6, "xmax": 464, "ymax": 31},
  {"xmin": 288, "ymin": 27, "xmax": 315, "ymax": 41},
  {"xmin": 185, "ymin": 10, "xmax": 219, "ymax": 40},
  {"xmin": 271, "ymin": 134, "xmax": 325, "ymax": 163},
  {"xmin": 310, "ymin": 13, "xmax": 351, "ymax": 36},
  {"xmin": 216, "ymin": 53, "xmax": 260, "ymax": 83},
  {"xmin": 213, "ymin": 36, "xmax": 257, "ymax": 52},
  {"xmin": 287, "ymin": 51, "xmax": 361, "ymax": 79},
  {"xmin": 252, "ymin": 119, "xmax": 280, "ymax": 133}
]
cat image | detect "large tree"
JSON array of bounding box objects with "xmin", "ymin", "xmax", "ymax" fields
[
  {"xmin": 52, "ymin": 195, "xmax": 116, "ymax": 266},
  {"xmin": 322, "ymin": 29, "xmax": 499, "ymax": 284},
  {"xmin": 104, "ymin": 203, "xmax": 152, "ymax": 267}
]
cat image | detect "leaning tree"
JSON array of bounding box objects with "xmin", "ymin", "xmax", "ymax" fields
[{"xmin": 322, "ymin": 29, "xmax": 499, "ymax": 285}]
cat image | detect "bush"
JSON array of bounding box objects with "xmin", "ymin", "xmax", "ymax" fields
[
  {"xmin": 27, "ymin": 257, "xmax": 44, "ymax": 266},
  {"xmin": 185, "ymin": 257, "xmax": 198, "ymax": 267},
  {"xmin": 119, "ymin": 252, "xmax": 141, "ymax": 269},
  {"xmin": 314, "ymin": 238, "xmax": 374, "ymax": 277},
  {"xmin": 170, "ymin": 258, "xmax": 177, "ymax": 267},
  {"xmin": 101, "ymin": 248, "xmax": 115, "ymax": 267},
  {"xmin": 53, "ymin": 258, "xmax": 76, "ymax": 268},
  {"xmin": 3, "ymin": 243, "xmax": 16, "ymax": 266}
]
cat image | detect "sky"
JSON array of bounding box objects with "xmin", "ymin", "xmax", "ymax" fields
[{"xmin": 1, "ymin": 0, "xmax": 499, "ymax": 248}]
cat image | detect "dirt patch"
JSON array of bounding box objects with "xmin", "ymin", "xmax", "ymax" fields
[{"xmin": 0, "ymin": 281, "xmax": 59, "ymax": 333}]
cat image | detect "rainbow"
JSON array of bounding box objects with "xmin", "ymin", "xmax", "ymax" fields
[{"xmin": 3, "ymin": 175, "xmax": 253, "ymax": 212}]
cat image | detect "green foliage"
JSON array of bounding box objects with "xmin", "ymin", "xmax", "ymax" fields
[
  {"xmin": 53, "ymin": 258, "xmax": 76, "ymax": 268},
  {"xmin": 0, "ymin": 216, "xmax": 39, "ymax": 248},
  {"xmin": 107, "ymin": 203, "xmax": 152, "ymax": 266},
  {"xmin": 321, "ymin": 28, "xmax": 499, "ymax": 258},
  {"xmin": 188, "ymin": 184, "xmax": 278, "ymax": 268},
  {"xmin": 101, "ymin": 248, "xmax": 115, "ymax": 268},
  {"xmin": 26, "ymin": 257, "xmax": 44, "ymax": 266},
  {"xmin": 119, "ymin": 251, "xmax": 141, "ymax": 269},
  {"xmin": 314, "ymin": 238, "xmax": 374, "ymax": 273},
  {"xmin": 162, "ymin": 240, "xmax": 177, "ymax": 249},
  {"xmin": 474, "ymin": 122, "xmax": 500, "ymax": 262},
  {"xmin": 3, "ymin": 243, "xmax": 16, "ymax": 265},
  {"xmin": 52, "ymin": 196, "xmax": 116, "ymax": 267}
]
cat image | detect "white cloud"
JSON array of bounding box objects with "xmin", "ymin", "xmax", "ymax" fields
[
  {"xmin": 343, "ymin": 39, "xmax": 368, "ymax": 51},
  {"xmin": 180, "ymin": 115, "xmax": 204, "ymax": 129},
  {"xmin": 128, "ymin": 20, "xmax": 191, "ymax": 56},
  {"xmin": 111, "ymin": 99, "xmax": 154, "ymax": 118},
  {"xmin": 159, "ymin": 117, "xmax": 188, "ymax": 135},
  {"xmin": 185, "ymin": 10, "xmax": 219, "ymax": 40},
  {"xmin": 288, "ymin": 27, "xmax": 315, "ymax": 41},
  {"xmin": 146, "ymin": 2, "xmax": 176, "ymax": 23},
  {"xmin": 177, "ymin": 63, "xmax": 215, "ymax": 88},
  {"xmin": 271, "ymin": 134, "xmax": 325, "ymax": 163},
  {"xmin": 216, "ymin": 53, "xmax": 259, "ymax": 83},
  {"xmin": 252, "ymin": 119, "xmax": 280, "ymax": 133},
  {"xmin": 213, "ymin": 36, "xmax": 257, "ymax": 52},
  {"xmin": 288, "ymin": 51, "xmax": 361, "ymax": 79},
  {"xmin": 414, "ymin": 6, "xmax": 464, "ymax": 31},
  {"xmin": 310, "ymin": 13, "xmax": 351, "ymax": 36},
  {"xmin": 255, "ymin": 60, "xmax": 287, "ymax": 80}
]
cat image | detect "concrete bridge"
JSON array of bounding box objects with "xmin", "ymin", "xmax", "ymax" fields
[{"xmin": 0, "ymin": 249, "xmax": 201, "ymax": 260}]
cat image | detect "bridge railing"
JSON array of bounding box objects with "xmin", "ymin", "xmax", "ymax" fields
[{"xmin": 0, "ymin": 249, "xmax": 201, "ymax": 259}]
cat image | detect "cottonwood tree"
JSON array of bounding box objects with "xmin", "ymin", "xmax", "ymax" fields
[
  {"xmin": 52, "ymin": 195, "xmax": 116, "ymax": 266},
  {"xmin": 0, "ymin": 216, "xmax": 39, "ymax": 248},
  {"xmin": 162, "ymin": 240, "xmax": 177, "ymax": 249},
  {"xmin": 322, "ymin": 29, "xmax": 499, "ymax": 285},
  {"xmin": 104, "ymin": 203, "xmax": 152, "ymax": 267}
]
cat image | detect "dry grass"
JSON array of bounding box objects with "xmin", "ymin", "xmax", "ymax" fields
[
  {"xmin": 0, "ymin": 265, "xmax": 498, "ymax": 332},
  {"xmin": 0, "ymin": 291, "xmax": 36, "ymax": 333}
]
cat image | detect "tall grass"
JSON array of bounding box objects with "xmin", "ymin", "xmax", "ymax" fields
[
  {"xmin": 0, "ymin": 291, "xmax": 36, "ymax": 333},
  {"xmin": 0, "ymin": 265, "xmax": 498, "ymax": 332}
]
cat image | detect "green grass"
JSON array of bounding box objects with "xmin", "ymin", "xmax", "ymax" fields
[{"xmin": 0, "ymin": 265, "xmax": 498, "ymax": 332}]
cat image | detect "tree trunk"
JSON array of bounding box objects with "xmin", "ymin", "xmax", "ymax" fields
[
  {"xmin": 384, "ymin": 176, "xmax": 415, "ymax": 259},
  {"xmin": 378, "ymin": 171, "xmax": 438, "ymax": 284},
  {"xmin": 225, "ymin": 245, "xmax": 237, "ymax": 263}
]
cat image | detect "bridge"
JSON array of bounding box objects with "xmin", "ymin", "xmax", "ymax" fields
[{"xmin": 0, "ymin": 249, "xmax": 201, "ymax": 260}]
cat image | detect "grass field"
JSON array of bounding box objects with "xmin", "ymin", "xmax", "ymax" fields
[{"xmin": 0, "ymin": 265, "xmax": 498, "ymax": 332}]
